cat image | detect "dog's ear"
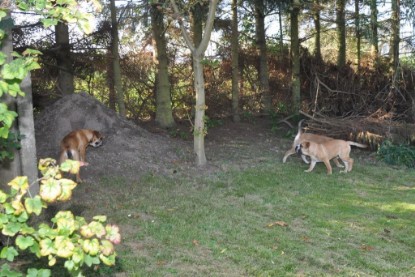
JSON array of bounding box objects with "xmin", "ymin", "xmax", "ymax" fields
[{"xmin": 303, "ymin": 141, "xmax": 310, "ymax": 149}]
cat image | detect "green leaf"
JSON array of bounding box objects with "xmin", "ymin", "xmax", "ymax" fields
[
  {"xmin": 8, "ymin": 176, "xmax": 29, "ymax": 192},
  {"xmin": 54, "ymin": 236, "xmax": 75, "ymax": 258},
  {"xmin": 0, "ymin": 52, "xmax": 6, "ymax": 66},
  {"xmin": 84, "ymin": 254, "xmax": 100, "ymax": 267},
  {"xmin": 1, "ymin": 60, "xmax": 27, "ymax": 80},
  {"xmin": 16, "ymin": 235, "xmax": 35, "ymax": 250},
  {"xmin": 39, "ymin": 178, "xmax": 62, "ymax": 203},
  {"xmin": 0, "ymin": 246, "xmax": 19, "ymax": 262},
  {"xmin": 25, "ymin": 196, "xmax": 43, "ymax": 215},
  {"xmin": 57, "ymin": 179, "xmax": 77, "ymax": 201},
  {"xmin": 40, "ymin": 18, "xmax": 58, "ymax": 28},
  {"xmin": 26, "ymin": 268, "xmax": 51, "ymax": 277},
  {"xmin": 0, "ymin": 189, "xmax": 8, "ymax": 203},
  {"xmin": 39, "ymin": 238, "xmax": 55, "ymax": 256},
  {"xmin": 0, "ymin": 264, "xmax": 22, "ymax": 277},
  {"xmin": 100, "ymin": 253, "xmax": 116, "ymax": 266},
  {"xmin": 93, "ymin": 215, "xmax": 107, "ymax": 222},
  {"xmin": 82, "ymin": 239, "xmax": 100, "ymax": 256},
  {"xmin": 0, "ymin": 10, "xmax": 6, "ymax": 19},
  {"xmin": 2, "ymin": 222, "xmax": 22, "ymax": 236}
]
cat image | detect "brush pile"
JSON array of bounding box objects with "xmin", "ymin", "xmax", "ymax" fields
[{"xmin": 300, "ymin": 112, "xmax": 415, "ymax": 150}]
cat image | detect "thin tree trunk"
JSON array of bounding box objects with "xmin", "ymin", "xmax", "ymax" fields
[
  {"xmin": 55, "ymin": 22, "xmax": 74, "ymax": 95},
  {"xmin": 170, "ymin": 0, "xmax": 218, "ymax": 166},
  {"xmin": 313, "ymin": 0, "xmax": 322, "ymax": 62},
  {"xmin": 0, "ymin": 12, "xmax": 39, "ymax": 194},
  {"xmin": 110, "ymin": 0, "xmax": 126, "ymax": 117},
  {"xmin": 106, "ymin": 47, "xmax": 116, "ymax": 111},
  {"xmin": 336, "ymin": 0, "xmax": 346, "ymax": 67},
  {"xmin": 231, "ymin": 0, "xmax": 240, "ymax": 122},
  {"xmin": 389, "ymin": 0, "xmax": 400, "ymax": 75},
  {"xmin": 291, "ymin": 0, "xmax": 301, "ymax": 114},
  {"xmin": 355, "ymin": 0, "xmax": 361, "ymax": 72},
  {"xmin": 254, "ymin": 0, "xmax": 272, "ymax": 113},
  {"xmin": 151, "ymin": 1, "xmax": 175, "ymax": 128},
  {"xmin": 369, "ymin": 0, "xmax": 379, "ymax": 65},
  {"xmin": 278, "ymin": 1, "xmax": 284, "ymax": 49}
]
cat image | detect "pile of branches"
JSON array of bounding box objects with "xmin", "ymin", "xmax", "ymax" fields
[{"xmin": 300, "ymin": 112, "xmax": 415, "ymax": 150}]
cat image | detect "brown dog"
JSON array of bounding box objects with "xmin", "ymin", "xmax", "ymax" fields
[
  {"xmin": 295, "ymin": 139, "xmax": 367, "ymax": 174},
  {"xmin": 59, "ymin": 129, "xmax": 103, "ymax": 182},
  {"xmin": 283, "ymin": 120, "xmax": 343, "ymax": 168}
]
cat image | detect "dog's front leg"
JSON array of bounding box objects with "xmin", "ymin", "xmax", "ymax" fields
[
  {"xmin": 301, "ymin": 155, "xmax": 310, "ymax": 164},
  {"xmin": 323, "ymin": 160, "xmax": 332, "ymax": 175},
  {"xmin": 304, "ymin": 160, "xmax": 317, "ymax": 172}
]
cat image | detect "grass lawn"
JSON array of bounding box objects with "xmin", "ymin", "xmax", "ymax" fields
[{"xmin": 84, "ymin": 158, "xmax": 415, "ymax": 276}]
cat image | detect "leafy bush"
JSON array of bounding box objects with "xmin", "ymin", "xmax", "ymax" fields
[
  {"xmin": 0, "ymin": 158, "xmax": 121, "ymax": 276},
  {"xmin": 377, "ymin": 140, "xmax": 415, "ymax": 168}
]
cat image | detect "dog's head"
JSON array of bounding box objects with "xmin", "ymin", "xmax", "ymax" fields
[
  {"xmin": 295, "ymin": 141, "xmax": 311, "ymax": 155},
  {"xmin": 89, "ymin": 130, "xmax": 104, "ymax": 147}
]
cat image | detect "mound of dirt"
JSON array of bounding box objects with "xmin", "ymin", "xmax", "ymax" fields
[{"xmin": 35, "ymin": 93, "xmax": 192, "ymax": 181}]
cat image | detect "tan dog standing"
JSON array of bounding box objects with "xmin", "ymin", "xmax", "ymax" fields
[
  {"xmin": 283, "ymin": 120, "xmax": 343, "ymax": 168},
  {"xmin": 59, "ymin": 129, "xmax": 103, "ymax": 183},
  {"xmin": 295, "ymin": 139, "xmax": 367, "ymax": 174}
]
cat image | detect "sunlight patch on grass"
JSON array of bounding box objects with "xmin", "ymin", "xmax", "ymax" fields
[{"xmin": 379, "ymin": 202, "xmax": 415, "ymax": 212}]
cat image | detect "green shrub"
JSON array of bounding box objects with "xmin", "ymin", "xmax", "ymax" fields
[
  {"xmin": 377, "ymin": 140, "xmax": 415, "ymax": 168},
  {"xmin": 0, "ymin": 158, "xmax": 121, "ymax": 276}
]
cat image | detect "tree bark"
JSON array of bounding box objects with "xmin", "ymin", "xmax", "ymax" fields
[
  {"xmin": 369, "ymin": 0, "xmax": 379, "ymax": 65},
  {"xmin": 290, "ymin": 0, "xmax": 301, "ymax": 114},
  {"xmin": 389, "ymin": 0, "xmax": 400, "ymax": 75},
  {"xmin": 336, "ymin": 0, "xmax": 346, "ymax": 67},
  {"xmin": 355, "ymin": 0, "xmax": 361, "ymax": 72},
  {"xmin": 254, "ymin": 0, "xmax": 271, "ymax": 113},
  {"xmin": 151, "ymin": 1, "xmax": 175, "ymax": 128},
  {"xmin": 313, "ymin": 0, "xmax": 322, "ymax": 62},
  {"xmin": 0, "ymin": 13, "xmax": 39, "ymax": 195},
  {"xmin": 110, "ymin": 0, "xmax": 126, "ymax": 117},
  {"xmin": 55, "ymin": 22, "xmax": 74, "ymax": 95},
  {"xmin": 231, "ymin": 0, "xmax": 240, "ymax": 122}
]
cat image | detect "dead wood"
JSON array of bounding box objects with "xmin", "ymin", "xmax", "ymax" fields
[{"xmin": 299, "ymin": 111, "xmax": 415, "ymax": 150}]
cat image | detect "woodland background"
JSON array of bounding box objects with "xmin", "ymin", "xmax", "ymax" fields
[{"xmin": 9, "ymin": 0, "xmax": 415, "ymax": 125}]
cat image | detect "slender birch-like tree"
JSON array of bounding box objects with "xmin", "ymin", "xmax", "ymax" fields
[{"xmin": 170, "ymin": 0, "xmax": 219, "ymax": 166}]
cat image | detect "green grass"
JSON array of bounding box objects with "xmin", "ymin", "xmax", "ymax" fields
[{"xmin": 83, "ymin": 159, "xmax": 415, "ymax": 276}]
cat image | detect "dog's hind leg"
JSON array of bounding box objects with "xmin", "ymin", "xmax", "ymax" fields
[
  {"xmin": 304, "ymin": 160, "xmax": 317, "ymax": 173},
  {"xmin": 332, "ymin": 157, "xmax": 344, "ymax": 168}
]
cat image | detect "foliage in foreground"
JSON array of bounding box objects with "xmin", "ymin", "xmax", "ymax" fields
[{"xmin": 0, "ymin": 158, "xmax": 121, "ymax": 277}]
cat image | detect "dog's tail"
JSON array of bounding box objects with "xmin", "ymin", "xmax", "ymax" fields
[
  {"xmin": 347, "ymin": 141, "xmax": 368, "ymax": 148},
  {"xmin": 296, "ymin": 119, "xmax": 305, "ymax": 135}
]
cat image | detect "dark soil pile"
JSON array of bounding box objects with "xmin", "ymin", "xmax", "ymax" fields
[{"xmin": 34, "ymin": 93, "xmax": 195, "ymax": 181}]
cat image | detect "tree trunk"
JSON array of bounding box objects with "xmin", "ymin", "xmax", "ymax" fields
[
  {"xmin": 110, "ymin": 0, "xmax": 126, "ymax": 117},
  {"xmin": 290, "ymin": 0, "xmax": 301, "ymax": 114},
  {"xmin": 355, "ymin": 0, "xmax": 361, "ymax": 72},
  {"xmin": 0, "ymin": 13, "xmax": 39, "ymax": 195},
  {"xmin": 313, "ymin": 0, "xmax": 322, "ymax": 62},
  {"xmin": 231, "ymin": 0, "xmax": 240, "ymax": 122},
  {"xmin": 170, "ymin": 0, "xmax": 218, "ymax": 166},
  {"xmin": 278, "ymin": 1, "xmax": 284, "ymax": 49},
  {"xmin": 336, "ymin": 0, "xmax": 346, "ymax": 67},
  {"xmin": 191, "ymin": 2, "xmax": 204, "ymax": 48},
  {"xmin": 369, "ymin": 0, "xmax": 378, "ymax": 65},
  {"xmin": 151, "ymin": 1, "xmax": 175, "ymax": 128},
  {"xmin": 389, "ymin": 0, "xmax": 400, "ymax": 76},
  {"xmin": 55, "ymin": 22, "xmax": 74, "ymax": 95},
  {"xmin": 254, "ymin": 0, "xmax": 272, "ymax": 113},
  {"xmin": 106, "ymin": 47, "xmax": 116, "ymax": 111}
]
